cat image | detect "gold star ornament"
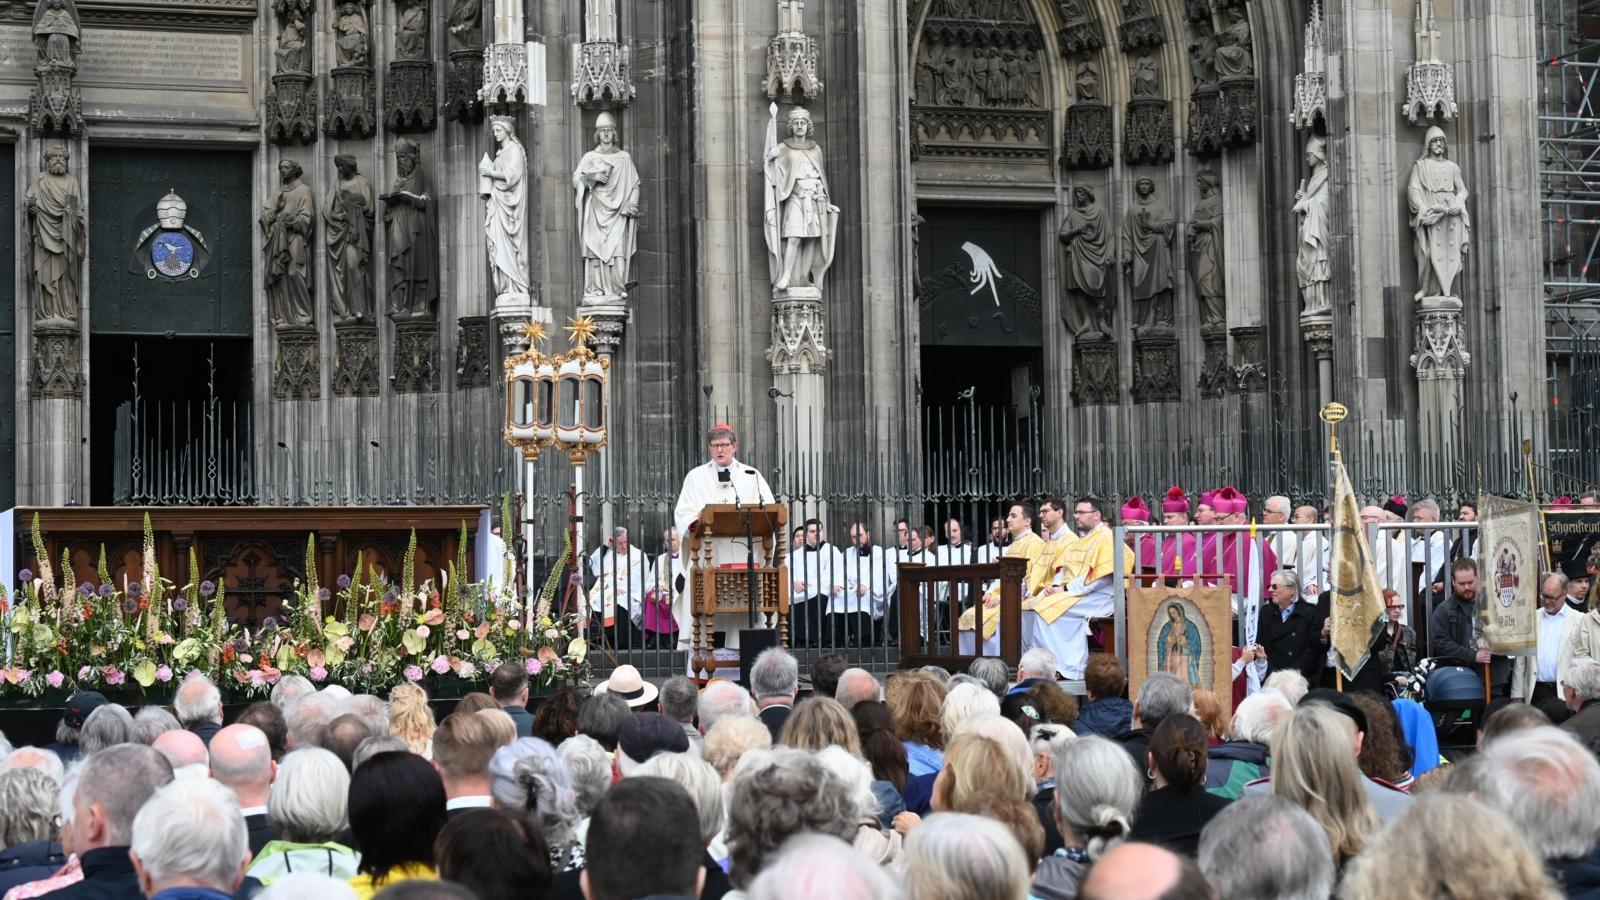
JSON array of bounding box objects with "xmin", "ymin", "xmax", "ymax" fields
[
  {"xmin": 522, "ymin": 321, "xmax": 548, "ymax": 347},
  {"xmin": 565, "ymin": 316, "xmax": 597, "ymax": 349}
]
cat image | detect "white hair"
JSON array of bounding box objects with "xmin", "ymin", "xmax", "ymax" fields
[
  {"xmin": 270, "ymin": 675, "xmax": 316, "ymax": 710},
  {"xmin": 1052, "ymin": 735, "xmax": 1142, "ymax": 860},
  {"xmin": 1199, "ymin": 795, "xmax": 1334, "ymax": 900},
  {"xmin": 1018, "ymin": 648, "xmax": 1058, "ymax": 681},
  {"xmin": 750, "ymin": 648, "xmax": 800, "ymax": 701},
  {"xmin": 1568, "ymin": 658, "xmax": 1600, "ymax": 702},
  {"xmin": 1474, "ymin": 726, "xmax": 1600, "ymax": 860},
  {"xmin": 175, "ymin": 675, "xmax": 224, "ymax": 727},
  {"xmin": 1262, "ymin": 670, "xmax": 1310, "ymax": 706},
  {"xmin": 1265, "ymin": 495, "xmax": 1292, "ymax": 517},
  {"xmin": 698, "ymin": 680, "xmax": 757, "ymax": 734},
  {"xmin": 834, "ymin": 669, "xmax": 881, "ymax": 709},
  {"xmin": 748, "ymin": 834, "xmax": 903, "ymax": 900},
  {"xmin": 1029, "ymin": 722, "xmax": 1076, "ymax": 759},
  {"xmin": 345, "ymin": 694, "xmax": 390, "ymax": 735},
  {"xmin": 285, "ymin": 691, "xmax": 345, "ymax": 748},
  {"xmin": 130, "ymin": 776, "xmax": 248, "ymax": 892},
  {"xmin": 636, "ymin": 751, "xmax": 727, "ymax": 844},
  {"xmin": 813, "ymin": 745, "xmax": 880, "ymax": 821},
  {"xmin": 558, "ymin": 734, "xmax": 614, "ymax": 817},
  {"xmin": 904, "ymin": 812, "xmax": 1030, "ymax": 900},
  {"xmin": 1135, "ymin": 672, "xmax": 1193, "ymax": 727},
  {"xmin": 80, "ymin": 703, "xmax": 135, "ymax": 755},
  {"xmin": 268, "ymin": 748, "xmax": 350, "ymax": 843},
  {"xmin": 488, "ymin": 737, "xmax": 582, "ymax": 846},
  {"xmin": 0, "ymin": 746, "xmax": 65, "ymax": 786},
  {"xmin": 256, "ymin": 873, "xmax": 359, "ymax": 900},
  {"xmin": 966, "ymin": 658, "xmax": 1011, "ymax": 697},
  {"xmin": 132, "ymin": 707, "xmax": 181, "ymax": 745},
  {"xmin": 1229, "ymin": 689, "xmax": 1294, "ymax": 744},
  {"xmin": 941, "ymin": 682, "xmax": 1002, "ymax": 737}
]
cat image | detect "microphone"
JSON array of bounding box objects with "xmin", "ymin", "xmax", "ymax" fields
[{"xmin": 717, "ymin": 469, "xmax": 731, "ymax": 484}]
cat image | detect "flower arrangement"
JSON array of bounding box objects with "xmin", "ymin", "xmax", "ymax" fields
[{"xmin": 2, "ymin": 519, "xmax": 588, "ymax": 700}]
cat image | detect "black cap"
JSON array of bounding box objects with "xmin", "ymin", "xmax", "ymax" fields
[
  {"xmin": 617, "ymin": 712, "xmax": 690, "ymax": 763},
  {"xmin": 63, "ymin": 691, "xmax": 109, "ymax": 730},
  {"xmin": 1301, "ymin": 688, "xmax": 1368, "ymax": 735}
]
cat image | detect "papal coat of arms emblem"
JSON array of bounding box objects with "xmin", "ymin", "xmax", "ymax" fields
[{"xmin": 133, "ymin": 189, "xmax": 209, "ymax": 280}]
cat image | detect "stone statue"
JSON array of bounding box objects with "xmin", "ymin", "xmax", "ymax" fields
[
  {"xmin": 1059, "ymin": 185, "xmax": 1113, "ymax": 338},
  {"xmin": 395, "ymin": 0, "xmax": 427, "ymax": 60},
  {"xmin": 776, "ymin": 0, "xmax": 805, "ymax": 33},
  {"xmin": 1407, "ymin": 125, "xmax": 1470, "ymax": 300},
  {"xmin": 26, "ymin": 145, "xmax": 84, "ymax": 328},
  {"xmin": 1188, "ymin": 168, "xmax": 1226, "ymax": 329},
  {"xmin": 586, "ymin": 0, "xmax": 619, "ymax": 41},
  {"xmin": 276, "ymin": 10, "xmax": 309, "ymax": 73},
  {"xmin": 446, "ymin": 0, "xmax": 481, "ymax": 51},
  {"xmin": 1075, "ymin": 61, "xmax": 1100, "ymax": 103},
  {"xmin": 32, "ymin": 0, "xmax": 81, "ymax": 68},
  {"xmin": 1215, "ymin": 7, "xmax": 1255, "ymax": 79},
  {"xmin": 1188, "ymin": 18, "xmax": 1217, "ymax": 87},
  {"xmin": 324, "ymin": 154, "xmax": 374, "ymax": 324},
  {"xmin": 260, "ymin": 159, "xmax": 316, "ymax": 330},
  {"xmin": 1293, "ymin": 135, "xmax": 1332, "ymax": 317},
  {"xmin": 763, "ymin": 104, "xmax": 840, "ymax": 293},
  {"xmin": 1131, "ymin": 55, "xmax": 1159, "ymax": 98},
  {"xmin": 1123, "ymin": 177, "xmax": 1175, "ymax": 331},
  {"xmin": 333, "ymin": 0, "xmax": 370, "ymax": 67},
  {"xmin": 383, "ymin": 139, "xmax": 439, "ymax": 320},
  {"xmin": 573, "ymin": 111, "xmax": 641, "ymax": 302},
  {"xmin": 480, "ymin": 115, "xmax": 529, "ymax": 300}
]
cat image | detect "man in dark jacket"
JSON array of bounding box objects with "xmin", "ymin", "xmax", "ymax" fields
[
  {"xmin": 1114, "ymin": 672, "xmax": 1192, "ymax": 783},
  {"xmin": 1250, "ymin": 570, "xmax": 1327, "ymax": 683},
  {"xmin": 490, "ymin": 661, "xmax": 535, "ymax": 737},
  {"xmin": 28, "ymin": 744, "xmax": 173, "ymax": 900},
  {"xmin": 1428, "ymin": 558, "xmax": 1511, "ymax": 695}
]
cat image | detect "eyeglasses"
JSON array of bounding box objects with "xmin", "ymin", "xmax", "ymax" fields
[{"xmin": 708, "ymin": 441, "xmax": 733, "ymax": 449}]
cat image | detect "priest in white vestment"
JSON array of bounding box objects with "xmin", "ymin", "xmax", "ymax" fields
[
  {"xmin": 1022, "ymin": 500, "xmax": 1120, "ymax": 679},
  {"xmin": 837, "ymin": 522, "xmax": 894, "ymax": 647},
  {"xmin": 791, "ymin": 519, "xmax": 844, "ymax": 647},
  {"xmin": 585, "ymin": 527, "xmax": 653, "ymax": 649},
  {"xmin": 672, "ymin": 424, "xmax": 776, "ymax": 651}
]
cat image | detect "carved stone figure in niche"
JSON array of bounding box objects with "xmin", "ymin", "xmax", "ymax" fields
[
  {"xmin": 32, "ymin": 0, "xmax": 80, "ymax": 68},
  {"xmin": 764, "ymin": 105, "xmax": 840, "ymax": 292},
  {"xmin": 480, "ymin": 115, "xmax": 528, "ymax": 300},
  {"xmin": 276, "ymin": 10, "xmax": 309, "ymax": 73},
  {"xmin": 588, "ymin": 0, "xmax": 620, "ymax": 40},
  {"xmin": 1076, "ymin": 61, "xmax": 1101, "ymax": 103},
  {"xmin": 1132, "ymin": 55, "xmax": 1159, "ymax": 98},
  {"xmin": 333, "ymin": 0, "xmax": 370, "ymax": 67},
  {"xmin": 261, "ymin": 159, "xmax": 316, "ymax": 330},
  {"xmin": 1123, "ymin": 177, "xmax": 1175, "ymax": 331},
  {"xmin": 26, "ymin": 145, "xmax": 84, "ymax": 327},
  {"xmin": 1060, "ymin": 185, "xmax": 1113, "ymax": 339},
  {"xmin": 447, "ymin": 0, "xmax": 481, "ymax": 51},
  {"xmin": 383, "ymin": 139, "xmax": 439, "ymax": 320},
  {"xmin": 1407, "ymin": 126, "xmax": 1470, "ymax": 300},
  {"xmin": 1188, "ymin": 168, "xmax": 1225, "ymax": 329},
  {"xmin": 573, "ymin": 111, "xmax": 641, "ymax": 302},
  {"xmin": 395, "ymin": 0, "xmax": 428, "ymax": 59},
  {"xmin": 324, "ymin": 155, "xmax": 374, "ymax": 324},
  {"xmin": 1188, "ymin": 18, "xmax": 1217, "ymax": 87},
  {"xmin": 917, "ymin": 43, "xmax": 965, "ymax": 107},
  {"xmin": 1214, "ymin": 7, "xmax": 1254, "ymax": 79},
  {"xmin": 1293, "ymin": 136, "xmax": 1331, "ymax": 317}
]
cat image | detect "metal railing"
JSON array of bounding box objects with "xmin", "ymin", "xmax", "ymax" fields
[{"xmin": 114, "ymin": 398, "xmax": 256, "ymax": 506}]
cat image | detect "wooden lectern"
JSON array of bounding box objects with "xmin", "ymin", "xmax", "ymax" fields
[{"xmin": 685, "ymin": 503, "xmax": 789, "ymax": 677}]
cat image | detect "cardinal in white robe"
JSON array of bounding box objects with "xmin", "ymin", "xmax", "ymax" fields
[{"xmin": 585, "ymin": 527, "xmax": 653, "ymax": 649}]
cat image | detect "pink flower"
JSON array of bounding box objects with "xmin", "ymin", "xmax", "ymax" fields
[
  {"xmin": 104, "ymin": 668, "xmax": 126, "ymax": 686},
  {"xmin": 431, "ymin": 655, "xmax": 451, "ymax": 675},
  {"xmin": 77, "ymin": 666, "xmax": 92, "ymax": 680},
  {"xmin": 46, "ymin": 671, "xmax": 65, "ymax": 689},
  {"xmin": 545, "ymin": 628, "xmax": 559, "ymax": 640},
  {"xmin": 524, "ymin": 658, "xmax": 543, "ymax": 676},
  {"xmin": 360, "ymin": 664, "xmax": 374, "ymax": 675},
  {"xmin": 248, "ymin": 670, "xmax": 267, "ymax": 688},
  {"xmin": 456, "ymin": 661, "xmax": 477, "ymax": 679},
  {"xmin": 404, "ymin": 665, "xmax": 424, "ymax": 682},
  {"xmin": 553, "ymin": 660, "xmax": 566, "ymax": 671},
  {"xmin": 309, "ymin": 666, "xmax": 328, "ymax": 682}
]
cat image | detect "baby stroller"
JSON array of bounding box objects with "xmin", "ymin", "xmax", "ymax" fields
[{"xmin": 1421, "ymin": 662, "xmax": 1488, "ymax": 757}]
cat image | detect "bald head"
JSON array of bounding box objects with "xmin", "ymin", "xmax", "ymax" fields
[
  {"xmin": 1079, "ymin": 842, "xmax": 1211, "ymax": 900},
  {"xmin": 209, "ymin": 724, "xmax": 275, "ymax": 808},
  {"xmin": 153, "ymin": 729, "xmax": 209, "ymax": 771}
]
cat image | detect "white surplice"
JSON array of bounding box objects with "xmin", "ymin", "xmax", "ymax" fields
[
  {"xmin": 839, "ymin": 545, "xmax": 895, "ymax": 618},
  {"xmin": 585, "ymin": 545, "xmax": 653, "ymax": 621}
]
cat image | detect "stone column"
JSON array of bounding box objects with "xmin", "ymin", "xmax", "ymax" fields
[
  {"xmin": 768, "ymin": 288, "xmax": 830, "ymax": 492},
  {"xmin": 1411, "ymin": 296, "xmax": 1469, "ymax": 461}
]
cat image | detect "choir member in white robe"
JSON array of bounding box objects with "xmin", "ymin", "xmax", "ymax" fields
[
  {"xmin": 937, "ymin": 518, "xmax": 976, "ymax": 610},
  {"xmin": 791, "ymin": 519, "xmax": 844, "ymax": 647},
  {"xmin": 651, "ymin": 527, "xmax": 691, "ymax": 657},
  {"xmin": 837, "ymin": 522, "xmax": 894, "ymax": 646},
  {"xmin": 481, "ymin": 524, "xmax": 508, "ymax": 599}
]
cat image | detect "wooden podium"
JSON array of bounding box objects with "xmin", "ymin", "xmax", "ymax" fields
[{"xmin": 685, "ymin": 503, "xmax": 790, "ymax": 677}]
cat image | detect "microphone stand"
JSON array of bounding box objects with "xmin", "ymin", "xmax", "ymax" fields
[{"xmin": 724, "ymin": 469, "xmax": 759, "ymax": 631}]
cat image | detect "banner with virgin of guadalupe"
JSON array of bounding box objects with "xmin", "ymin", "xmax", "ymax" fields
[{"xmin": 1127, "ymin": 584, "xmax": 1235, "ymax": 721}]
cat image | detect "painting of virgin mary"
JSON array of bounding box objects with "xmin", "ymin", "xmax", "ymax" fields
[{"xmin": 1155, "ymin": 600, "xmax": 1206, "ymax": 688}]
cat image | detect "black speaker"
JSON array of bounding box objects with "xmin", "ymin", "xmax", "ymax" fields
[{"xmin": 737, "ymin": 628, "xmax": 780, "ymax": 687}]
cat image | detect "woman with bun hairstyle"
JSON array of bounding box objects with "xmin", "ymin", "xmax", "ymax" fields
[
  {"xmin": 1031, "ymin": 735, "xmax": 1142, "ymax": 900},
  {"xmin": 1127, "ymin": 714, "xmax": 1232, "ymax": 856}
]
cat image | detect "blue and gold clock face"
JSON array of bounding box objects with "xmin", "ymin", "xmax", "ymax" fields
[{"xmin": 152, "ymin": 230, "xmax": 195, "ymax": 277}]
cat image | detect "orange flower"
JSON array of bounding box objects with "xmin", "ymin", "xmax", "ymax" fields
[
  {"xmin": 221, "ymin": 643, "xmax": 237, "ymax": 664},
  {"xmin": 428, "ymin": 591, "xmax": 442, "ymax": 610}
]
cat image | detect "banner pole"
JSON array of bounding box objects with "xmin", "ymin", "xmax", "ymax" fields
[{"xmin": 1482, "ymin": 662, "xmax": 1491, "ymax": 705}]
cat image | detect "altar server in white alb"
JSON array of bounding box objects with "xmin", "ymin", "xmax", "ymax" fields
[
  {"xmin": 791, "ymin": 519, "xmax": 845, "ymax": 647},
  {"xmin": 837, "ymin": 521, "xmax": 895, "ymax": 647},
  {"xmin": 672, "ymin": 424, "xmax": 776, "ymax": 651},
  {"xmin": 585, "ymin": 527, "xmax": 653, "ymax": 650}
]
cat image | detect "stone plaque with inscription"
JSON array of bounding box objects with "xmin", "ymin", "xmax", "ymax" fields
[{"xmin": 0, "ymin": 25, "xmax": 246, "ymax": 88}]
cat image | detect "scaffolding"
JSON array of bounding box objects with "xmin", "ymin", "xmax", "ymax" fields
[{"xmin": 1541, "ymin": 0, "xmax": 1600, "ymax": 478}]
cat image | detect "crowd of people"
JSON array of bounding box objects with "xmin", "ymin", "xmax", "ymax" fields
[{"xmin": 4, "ymin": 638, "xmax": 1600, "ymax": 900}]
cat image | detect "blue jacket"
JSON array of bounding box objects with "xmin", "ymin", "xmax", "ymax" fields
[
  {"xmin": 0, "ymin": 841, "xmax": 66, "ymax": 895},
  {"xmin": 1075, "ymin": 697, "xmax": 1132, "ymax": 738}
]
